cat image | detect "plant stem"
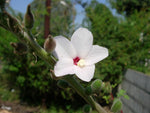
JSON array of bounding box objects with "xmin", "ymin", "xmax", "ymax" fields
[
  {"xmin": 0, "ymin": 11, "xmax": 107, "ymax": 113},
  {"xmin": 0, "ymin": 11, "xmax": 55, "ymax": 66},
  {"xmin": 25, "ymin": 30, "xmax": 55, "ymax": 66},
  {"xmin": 63, "ymin": 76, "xmax": 107, "ymax": 113}
]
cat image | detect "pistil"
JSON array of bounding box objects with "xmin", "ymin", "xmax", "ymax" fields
[
  {"xmin": 73, "ymin": 57, "xmax": 85, "ymax": 67},
  {"xmin": 73, "ymin": 57, "xmax": 80, "ymax": 65}
]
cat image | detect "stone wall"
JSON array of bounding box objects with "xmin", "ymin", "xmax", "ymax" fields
[{"xmin": 121, "ymin": 69, "xmax": 150, "ymax": 113}]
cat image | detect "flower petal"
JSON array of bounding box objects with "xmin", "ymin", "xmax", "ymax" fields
[
  {"xmin": 54, "ymin": 58, "xmax": 75, "ymax": 77},
  {"xmin": 54, "ymin": 36, "xmax": 76, "ymax": 59},
  {"xmin": 74, "ymin": 65, "xmax": 95, "ymax": 82},
  {"xmin": 71, "ymin": 28, "xmax": 93, "ymax": 58},
  {"xmin": 85, "ymin": 45, "xmax": 108, "ymax": 65}
]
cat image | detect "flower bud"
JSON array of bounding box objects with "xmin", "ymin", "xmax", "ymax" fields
[
  {"xmin": 24, "ymin": 4, "xmax": 34, "ymax": 29},
  {"xmin": 44, "ymin": 35, "xmax": 56, "ymax": 53},
  {"xmin": 91, "ymin": 79, "xmax": 102, "ymax": 93},
  {"xmin": 57, "ymin": 80, "xmax": 69, "ymax": 89},
  {"xmin": 102, "ymin": 82, "xmax": 112, "ymax": 94},
  {"xmin": 85, "ymin": 86, "xmax": 92, "ymax": 95},
  {"xmin": 82, "ymin": 104, "xmax": 92, "ymax": 113},
  {"xmin": 10, "ymin": 42, "xmax": 27, "ymax": 55},
  {"xmin": 111, "ymin": 99, "xmax": 122, "ymax": 113}
]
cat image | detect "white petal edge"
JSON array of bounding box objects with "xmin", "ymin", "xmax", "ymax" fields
[
  {"xmin": 74, "ymin": 65, "xmax": 95, "ymax": 82},
  {"xmin": 85, "ymin": 45, "xmax": 108, "ymax": 65},
  {"xmin": 54, "ymin": 58, "xmax": 75, "ymax": 77},
  {"xmin": 71, "ymin": 28, "xmax": 93, "ymax": 58},
  {"xmin": 54, "ymin": 36, "xmax": 77, "ymax": 60}
]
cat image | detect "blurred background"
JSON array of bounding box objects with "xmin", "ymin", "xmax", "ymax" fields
[{"xmin": 0, "ymin": 0, "xmax": 150, "ymax": 113}]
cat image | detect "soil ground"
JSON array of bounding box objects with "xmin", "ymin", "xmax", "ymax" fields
[
  {"xmin": 0, "ymin": 100, "xmax": 39, "ymax": 113},
  {"xmin": 0, "ymin": 101, "xmax": 113, "ymax": 113},
  {"xmin": 0, "ymin": 100, "xmax": 113, "ymax": 113}
]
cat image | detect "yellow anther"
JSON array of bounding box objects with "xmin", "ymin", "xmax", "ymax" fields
[{"xmin": 77, "ymin": 59, "xmax": 85, "ymax": 67}]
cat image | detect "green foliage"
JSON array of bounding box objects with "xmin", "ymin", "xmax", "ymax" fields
[
  {"xmin": 39, "ymin": 105, "xmax": 88, "ymax": 113},
  {"xmin": 0, "ymin": 87, "xmax": 19, "ymax": 101},
  {"xmin": 84, "ymin": 1, "xmax": 150, "ymax": 105},
  {"xmin": 102, "ymin": 95, "xmax": 111, "ymax": 104},
  {"xmin": 85, "ymin": 0, "xmax": 150, "ymax": 85},
  {"xmin": 117, "ymin": 89, "xmax": 129, "ymax": 100},
  {"xmin": 85, "ymin": 1, "xmax": 123, "ymax": 84},
  {"xmin": 100, "ymin": 82, "xmax": 112, "ymax": 104},
  {"xmin": 109, "ymin": 0, "xmax": 150, "ymax": 16},
  {"xmin": 0, "ymin": 0, "xmax": 5, "ymax": 11},
  {"xmin": 0, "ymin": 27, "xmax": 85, "ymax": 109},
  {"xmin": 1, "ymin": 0, "xmax": 150, "ymax": 111},
  {"xmin": 0, "ymin": 0, "xmax": 82, "ymax": 109},
  {"xmin": 16, "ymin": 76, "xmax": 25, "ymax": 87},
  {"xmin": 0, "ymin": 78, "xmax": 19, "ymax": 101}
]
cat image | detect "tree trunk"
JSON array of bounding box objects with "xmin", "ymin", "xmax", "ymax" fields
[{"xmin": 44, "ymin": 0, "xmax": 51, "ymax": 39}]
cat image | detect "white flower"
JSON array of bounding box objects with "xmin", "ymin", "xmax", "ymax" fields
[{"xmin": 53, "ymin": 28, "xmax": 108, "ymax": 82}]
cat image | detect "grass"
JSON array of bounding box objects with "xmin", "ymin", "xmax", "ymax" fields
[{"xmin": 0, "ymin": 74, "xmax": 19, "ymax": 102}]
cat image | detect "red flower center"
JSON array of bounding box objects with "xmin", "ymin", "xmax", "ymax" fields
[{"xmin": 73, "ymin": 57, "xmax": 80, "ymax": 65}]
